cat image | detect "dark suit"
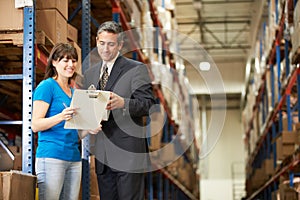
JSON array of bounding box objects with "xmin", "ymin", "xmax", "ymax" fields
[{"xmin": 83, "ymin": 53, "xmax": 155, "ymax": 200}]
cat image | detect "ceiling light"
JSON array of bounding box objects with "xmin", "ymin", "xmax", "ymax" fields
[{"xmin": 199, "ymin": 62, "xmax": 210, "ymax": 71}]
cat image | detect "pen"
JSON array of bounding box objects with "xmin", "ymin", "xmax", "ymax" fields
[
  {"xmin": 63, "ymin": 102, "xmax": 75, "ymax": 118},
  {"xmin": 63, "ymin": 102, "xmax": 68, "ymax": 108}
]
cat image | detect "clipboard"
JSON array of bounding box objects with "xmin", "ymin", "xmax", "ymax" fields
[{"xmin": 64, "ymin": 89, "xmax": 110, "ymax": 130}]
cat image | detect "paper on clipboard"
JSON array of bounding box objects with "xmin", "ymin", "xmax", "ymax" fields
[{"xmin": 64, "ymin": 89, "xmax": 110, "ymax": 130}]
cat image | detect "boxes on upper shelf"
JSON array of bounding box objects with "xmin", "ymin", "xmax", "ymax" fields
[
  {"xmin": 36, "ymin": 9, "xmax": 68, "ymax": 44},
  {"xmin": 36, "ymin": 0, "xmax": 68, "ymax": 20},
  {"xmin": 67, "ymin": 23, "xmax": 78, "ymax": 43},
  {"xmin": 0, "ymin": 0, "xmax": 23, "ymax": 31}
]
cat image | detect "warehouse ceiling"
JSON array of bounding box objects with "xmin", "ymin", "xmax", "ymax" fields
[{"xmin": 173, "ymin": 0, "xmax": 267, "ymax": 106}]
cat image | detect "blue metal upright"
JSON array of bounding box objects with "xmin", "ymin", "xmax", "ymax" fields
[
  {"xmin": 22, "ymin": 6, "xmax": 35, "ymax": 174},
  {"xmin": 81, "ymin": 0, "xmax": 91, "ymax": 199},
  {"xmin": 171, "ymin": 183, "xmax": 175, "ymax": 199},
  {"xmin": 276, "ymin": 40, "xmax": 283, "ymax": 132},
  {"xmin": 157, "ymin": 172, "xmax": 163, "ymax": 200},
  {"xmin": 272, "ymin": 124, "xmax": 277, "ymax": 169},
  {"xmin": 262, "ymin": 84, "xmax": 268, "ymax": 124},
  {"xmin": 286, "ymin": 93, "xmax": 292, "ymax": 131},
  {"xmin": 154, "ymin": 27, "xmax": 159, "ymax": 55},
  {"xmin": 270, "ymin": 65, "xmax": 275, "ymax": 107},
  {"xmin": 276, "ymin": 42, "xmax": 281, "ymax": 102},
  {"xmin": 284, "ymin": 38, "xmax": 290, "ymax": 78},
  {"xmin": 298, "ymin": 72, "xmax": 300, "ymax": 120},
  {"xmin": 147, "ymin": 172, "xmax": 153, "ymax": 200}
]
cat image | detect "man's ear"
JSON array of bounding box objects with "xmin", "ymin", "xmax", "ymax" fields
[
  {"xmin": 118, "ymin": 41, "xmax": 124, "ymax": 50},
  {"xmin": 96, "ymin": 36, "xmax": 99, "ymax": 46}
]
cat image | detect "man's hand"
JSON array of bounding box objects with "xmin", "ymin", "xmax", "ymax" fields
[{"xmin": 107, "ymin": 92, "xmax": 125, "ymax": 110}]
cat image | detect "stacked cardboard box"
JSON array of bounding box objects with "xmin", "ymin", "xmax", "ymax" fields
[
  {"xmin": 148, "ymin": 104, "xmax": 164, "ymax": 151},
  {"xmin": 0, "ymin": 145, "xmax": 22, "ymax": 171},
  {"xmin": 0, "ymin": 0, "xmax": 23, "ymax": 31},
  {"xmin": 0, "ymin": 170, "xmax": 36, "ymax": 200},
  {"xmin": 36, "ymin": 0, "xmax": 69, "ymax": 44},
  {"xmin": 67, "ymin": 24, "xmax": 78, "ymax": 43},
  {"xmin": 277, "ymin": 181, "xmax": 298, "ymax": 200},
  {"xmin": 90, "ymin": 155, "xmax": 100, "ymax": 200},
  {"xmin": 251, "ymin": 168, "xmax": 268, "ymax": 190},
  {"xmin": 275, "ymin": 131, "xmax": 298, "ymax": 161}
]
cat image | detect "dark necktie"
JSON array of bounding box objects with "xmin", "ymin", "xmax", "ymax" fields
[{"xmin": 98, "ymin": 64, "xmax": 109, "ymax": 90}]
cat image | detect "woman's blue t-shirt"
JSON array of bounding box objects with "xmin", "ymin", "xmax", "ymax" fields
[{"xmin": 33, "ymin": 78, "xmax": 80, "ymax": 162}]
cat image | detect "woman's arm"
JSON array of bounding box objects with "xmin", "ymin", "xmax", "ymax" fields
[{"xmin": 31, "ymin": 100, "xmax": 75, "ymax": 132}]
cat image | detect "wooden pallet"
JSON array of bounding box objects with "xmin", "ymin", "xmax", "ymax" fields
[
  {"xmin": 0, "ymin": 31, "xmax": 23, "ymax": 47},
  {"xmin": 35, "ymin": 30, "xmax": 54, "ymax": 56}
]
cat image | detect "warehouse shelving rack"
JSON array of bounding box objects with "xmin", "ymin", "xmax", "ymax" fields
[
  {"xmin": 0, "ymin": 0, "xmax": 199, "ymax": 199},
  {"xmin": 0, "ymin": 6, "xmax": 36, "ymax": 174},
  {"xmin": 244, "ymin": 0, "xmax": 300, "ymax": 199}
]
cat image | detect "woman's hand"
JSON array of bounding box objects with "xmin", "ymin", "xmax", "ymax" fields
[
  {"xmin": 88, "ymin": 124, "xmax": 102, "ymax": 134},
  {"xmin": 62, "ymin": 106, "xmax": 77, "ymax": 121}
]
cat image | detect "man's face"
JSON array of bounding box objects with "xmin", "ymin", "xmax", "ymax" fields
[{"xmin": 96, "ymin": 31, "xmax": 123, "ymax": 62}]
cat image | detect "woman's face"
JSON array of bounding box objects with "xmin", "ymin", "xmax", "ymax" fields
[{"xmin": 52, "ymin": 55, "xmax": 77, "ymax": 79}]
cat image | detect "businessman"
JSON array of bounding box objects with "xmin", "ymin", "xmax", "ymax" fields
[{"xmin": 83, "ymin": 21, "xmax": 155, "ymax": 200}]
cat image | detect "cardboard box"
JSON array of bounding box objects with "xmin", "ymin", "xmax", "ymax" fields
[
  {"xmin": 78, "ymin": 156, "xmax": 100, "ymax": 199},
  {"xmin": 280, "ymin": 131, "xmax": 298, "ymax": 144},
  {"xmin": 263, "ymin": 158, "xmax": 275, "ymax": 176},
  {"xmin": 0, "ymin": 150, "xmax": 13, "ymax": 171},
  {"xmin": 177, "ymin": 162, "xmax": 194, "ymax": 190},
  {"xmin": 276, "ymin": 137, "xmax": 295, "ymax": 160},
  {"xmin": 252, "ymin": 168, "xmax": 267, "ymax": 188},
  {"xmin": 0, "ymin": 173, "xmax": 2, "ymax": 200},
  {"xmin": 0, "ymin": 0, "xmax": 23, "ymax": 30},
  {"xmin": 1, "ymin": 170, "xmax": 36, "ymax": 200},
  {"xmin": 67, "ymin": 23, "xmax": 78, "ymax": 43},
  {"xmin": 148, "ymin": 104, "xmax": 164, "ymax": 150},
  {"xmin": 293, "ymin": 122, "xmax": 300, "ymax": 131},
  {"xmin": 279, "ymin": 182, "xmax": 298, "ymax": 200},
  {"xmin": 159, "ymin": 143, "xmax": 176, "ymax": 163},
  {"xmin": 36, "ymin": 9, "xmax": 68, "ymax": 44},
  {"xmin": 36, "ymin": 0, "xmax": 68, "ymax": 20},
  {"xmin": 0, "ymin": 146, "xmax": 22, "ymax": 171}
]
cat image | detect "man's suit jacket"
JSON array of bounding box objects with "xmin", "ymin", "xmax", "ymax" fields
[{"xmin": 83, "ymin": 53, "xmax": 155, "ymax": 174}]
